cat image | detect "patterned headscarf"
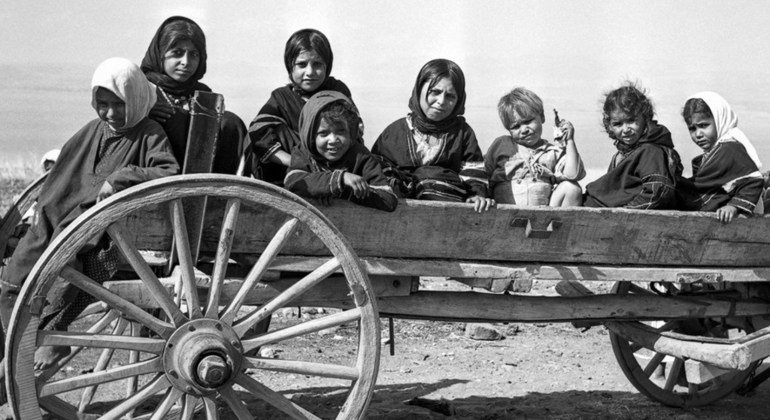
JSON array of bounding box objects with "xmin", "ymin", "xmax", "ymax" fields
[{"xmin": 91, "ymin": 57, "xmax": 156, "ymax": 131}]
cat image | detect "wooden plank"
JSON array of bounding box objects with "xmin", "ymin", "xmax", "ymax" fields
[
  {"xmin": 684, "ymin": 359, "xmax": 734, "ymax": 385},
  {"xmin": 121, "ymin": 200, "xmax": 770, "ymax": 268}
]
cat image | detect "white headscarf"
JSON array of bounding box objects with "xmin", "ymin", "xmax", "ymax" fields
[
  {"xmin": 687, "ymin": 91, "xmax": 762, "ymax": 169},
  {"xmin": 91, "ymin": 57, "xmax": 157, "ymax": 131}
]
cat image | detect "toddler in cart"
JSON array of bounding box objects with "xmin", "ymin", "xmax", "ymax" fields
[
  {"xmin": 284, "ymin": 90, "xmax": 398, "ymax": 211},
  {"xmin": 0, "ymin": 58, "xmax": 179, "ymax": 390},
  {"xmin": 484, "ymin": 87, "xmax": 585, "ymax": 206}
]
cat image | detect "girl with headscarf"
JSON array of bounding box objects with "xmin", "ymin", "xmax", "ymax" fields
[
  {"xmin": 371, "ymin": 59, "xmax": 492, "ymax": 212},
  {"xmin": 245, "ymin": 28, "xmax": 353, "ymax": 184},
  {"xmin": 0, "ymin": 57, "xmax": 178, "ymax": 373},
  {"xmin": 141, "ymin": 16, "xmax": 246, "ymax": 174},
  {"xmin": 677, "ymin": 91, "xmax": 764, "ymax": 223}
]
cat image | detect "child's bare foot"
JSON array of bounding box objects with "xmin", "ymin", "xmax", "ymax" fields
[{"xmin": 33, "ymin": 345, "xmax": 70, "ymax": 371}]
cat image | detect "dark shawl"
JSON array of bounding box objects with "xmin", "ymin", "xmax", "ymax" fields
[
  {"xmin": 584, "ymin": 121, "xmax": 682, "ymax": 209},
  {"xmin": 407, "ymin": 74, "xmax": 466, "ymax": 135}
]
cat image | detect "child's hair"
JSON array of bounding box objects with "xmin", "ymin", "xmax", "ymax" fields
[
  {"xmin": 316, "ymin": 101, "xmax": 360, "ymax": 138},
  {"xmin": 412, "ymin": 58, "xmax": 466, "ymax": 116},
  {"xmin": 682, "ymin": 98, "xmax": 713, "ymax": 125},
  {"xmin": 602, "ymin": 81, "xmax": 655, "ymax": 139},
  {"xmin": 497, "ymin": 87, "xmax": 545, "ymax": 129},
  {"xmin": 284, "ymin": 29, "xmax": 334, "ymax": 75}
]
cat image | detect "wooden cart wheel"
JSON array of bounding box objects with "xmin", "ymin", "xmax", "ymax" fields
[
  {"xmin": 608, "ymin": 281, "xmax": 758, "ymax": 407},
  {"xmin": 5, "ymin": 174, "xmax": 380, "ymax": 419},
  {"xmin": 0, "ymin": 173, "xmax": 47, "ymax": 261}
]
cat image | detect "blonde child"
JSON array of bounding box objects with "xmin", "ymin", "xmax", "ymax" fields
[
  {"xmin": 247, "ymin": 29, "xmax": 353, "ymax": 184},
  {"xmin": 677, "ymin": 92, "xmax": 764, "ymax": 223},
  {"xmin": 285, "ymin": 91, "xmax": 398, "ymax": 211},
  {"xmin": 583, "ymin": 82, "xmax": 682, "ymax": 209},
  {"xmin": 485, "ymin": 87, "xmax": 585, "ymax": 206},
  {"xmin": 372, "ymin": 59, "xmax": 493, "ymax": 212},
  {"xmin": 0, "ymin": 58, "xmax": 179, "ymax": 378}
]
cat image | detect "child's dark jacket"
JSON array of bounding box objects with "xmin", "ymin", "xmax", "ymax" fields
[
  {"xmin": 284, "ymin": 91, "xmax": 397, "ymax": 212},
  {"xmin": 584, "ymin": 122, "xmax": 682, "ymax": 209}
]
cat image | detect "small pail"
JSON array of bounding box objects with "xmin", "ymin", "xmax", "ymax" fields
[{"xmin": 494, "ymin": 179, "xmax": 552, "ymax": 206}]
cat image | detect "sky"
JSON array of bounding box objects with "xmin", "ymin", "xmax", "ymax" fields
[{"xmin": 2, "ymin": 0, "xmax": 770, "ymax": 174}]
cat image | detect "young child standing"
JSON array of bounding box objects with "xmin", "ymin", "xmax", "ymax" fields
[
  {"xmin": 0, "ymin": 57, "xmax": 179, "ymax": 375},
  {"xmin": 284, "ymin": 91, "xmax": 398, "ymax": 211},
  {"xmin": 485, "ymin": 87, "xmax": 585, "ymax": 206},
  {"xmin": 371, "ymin": 58, "xmax": 493, "ymax": 212},
  {"xmin": 247, "ymin": 29, "xmax": 353, "ymax": 184},
  {"xmin": 584, "ymin": 82, "xmax": 682, "ymax": 209},
  {"xmin": 141, "ymin": 16, "xmax": 247, "ymax": 174},
  {"xmin": 677, "ymin": 92, "xmax": 764, "ymax": 223}
]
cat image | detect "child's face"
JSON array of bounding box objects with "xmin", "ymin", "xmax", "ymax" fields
[
  {"xmin": 163, "ymin": 39, "xmax": 200, "ymax": 83},
  {"xmin": 608, "ymin": 110, "xmax": 646, "ymax": 147},
  {"xmin": 419, "ymin": 77, "xmax": 457, "ymax": 122},
  {"xmin": 687, "ymin": 112, "xmax": 718, "ymax": 152},
  {"xmin": 507, "ymin": 110, "xmax": 544, "ymax": 147},
  {"xmin": 291, "ymin": 50, "xmax": 327, "ymax": 93},
  {"xmin": 94, "ymin": 87, "xmax": 126, "ymax": 130},
  {"xmin": 315, "ymin": 117, "xmax": 351, "ymax": 162}
]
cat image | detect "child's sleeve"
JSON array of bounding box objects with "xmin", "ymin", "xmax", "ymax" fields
[
  {"xmin": 459, "ymin": 127, "xmax": 489, "ymax": 198},
  {"xmin": 106, "ymin": 128, "xmax": 180, "ymax": 192},
  {"xmin": 284, "ymin": 148, "xmax": 344, "ymax": 198},
  {"xmin": 625, "ymin": 146, "xmax": 676, "ymax": 210},
  {"xmin": 353, "ymin": 153, "xmax": 398, "ymax": 212},
  {"xmin": 728, "ymin": 176, "xmax": 764, "ymax": 215}
]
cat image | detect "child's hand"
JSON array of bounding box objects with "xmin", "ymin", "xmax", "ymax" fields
[
  {"xmin": 97, "ymin": 182, "xmax": 115, "ymax": 202},
  {"xmin": 466, "ymin": 196, "xmax": 495, "ymax": 213},
  {"xmin": 343, "ymin": 172, "xmax": 370, "ymax": 199},
  {"xmin": 557, "ymin": 120, "xmax": 575, "ymax": 142},
  {"xmin": 149, "ymin": 101, "xmax": 175, "ymax": 123},
  {"xmin": 716, "ymin": 205, "xmax": 738, "ymax": 223}
]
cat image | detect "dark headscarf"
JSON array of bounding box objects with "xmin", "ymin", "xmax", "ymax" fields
[
  {"xmin": 141, "ymin": 16, "xmax": 209, "ymax": 96},
  {"xmin": 407, "ymin": 58, "xmax": 467, "ymax": 135},
  {"xmin": 298, "ymin": 90, "xmax": 359, "ymax": 159}
]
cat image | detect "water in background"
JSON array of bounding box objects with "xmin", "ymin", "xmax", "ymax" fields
[{"xmin": 4, "ymin": 63, "xmax": 770, "ymax": 183}]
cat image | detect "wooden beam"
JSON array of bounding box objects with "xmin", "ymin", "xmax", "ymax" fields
[{"xmin": 684, "ymin": 359, "xmax": 735, "ymax": 385}]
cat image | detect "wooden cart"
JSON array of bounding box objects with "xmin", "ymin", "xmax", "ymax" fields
[{"xmin": 3, "ymin": 94, "xmax": 770, "ymax": 419}]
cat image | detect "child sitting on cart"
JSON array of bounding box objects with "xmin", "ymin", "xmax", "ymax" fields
[
  {"xmin": 284, "ymin": 90, "xmax": 398, "ymax": 211},
  {"xmin": 485, "ymin": 87, "xmax": 585, "ymax": 206},
  {"xmin": 583, "ymin": 81, "xmax": 682, "ymax": 209},
  {"xmin": 676, "ymin": 91, "xmax": 764, "ymax": 223},
  {"xmin": 371, "ymin": 59, "xmax": 493, "ymax": 213},
  {"xmin": 0, "ymin": 58, "xmax": 179, "ymax": 381},
  {"xmin": 246, "ymin": 29, "xmax": 354, "ymax": 184}
]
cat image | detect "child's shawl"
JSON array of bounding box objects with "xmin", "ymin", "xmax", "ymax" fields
[
  {"xmin": 584, "ymin": 122, "xmax": 682, "ymax": 209},
  {"xmin": 371, "ymin": 116, "xmax": 488, "ymax": 200},
  {"xmin": 284, "ymin": 91, "xmax": 397, "ymax": 212},
  {"xmin": 247, "ymin": 78, "xmax": 351, "ymax": 183},
  {"xmin": 677, "ymin": 92, "xmax": 764, "ymax": 214},
  {"xmin": 92, "ymin": 58, "xmax": 157, "ymax": 131},
  {"xmin": 484, "ymin": 136, "xmax": 586, "ymax": 187},
  {"xmin": 1, "ymin": 118, "xmax": 179, "ymax": 289}
]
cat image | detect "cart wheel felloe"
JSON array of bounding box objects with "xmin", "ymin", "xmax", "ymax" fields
[
  {"xmin": 608, "ymin": 281, "xmax": 758, "ymax": 407},
  {"xmin": 4, "ymin": 174, "xmax": 380, "ymax": 420}
]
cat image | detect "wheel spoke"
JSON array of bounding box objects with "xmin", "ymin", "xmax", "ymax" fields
[
  {"xmin": 242, "ymin": 308, "xmax": 361, "ymax": 353},
  {"xmin": 233, "ymin": 257, "xmax": 340, "ymax": 337},
  {"xmin": 181, "ymin": 394, "xmax": 199, "ymax": 420},
  {"xmin": 234, "ymin": 373, "xmax": 320, "ymax": 420},
  {"xmin": 170, "ymin": 199, "xmax": 203, "ymax": 319},
  {"xmin": 150, "ymin": 387, "xmax": 184, "ymax": 420},
  {"xmin": 127, "ymin": 322, "xmax": 141, "ymax": 418},
  {"xmin": 203, "ymin": 396, "xmax": 219, "ymax": 420},
  {"xmin": 663, "ymin": 357, "xmax": 684, "ymax": 391},
  {"xmin": 656, "ymin": 320, "xmax": 678, "ymax": 332},
  {"xmin": 244, "ymin": 357, "xmax": 358, "ymax": 380},
  {"xmin": 78, "ymin": 318, "xmax": 129, "ymax": 411},
  {"xmin": 40, "ymin": 357, "xmax": 163, "ymax": 397},
  {"xmin": 61, "ymin": 266, "xmax": 175, "ymax": 338},
  {"xmin": 37, "ymin": 330, "xmax": 165, "ymax": 353},
  {"xmin": 219, "ymin": 385, "xmax": 253, "ymax": 419},
  {"xmin": 221, "ymin": 217, "xmax": 300, "ymax": 325},
  {"xmin": 107, "ymin": 224, "xmax": 187, "ymax": 326},
  {"xmin": 99, "ymin": 374, "xmax": 171, "ymax": 420},
  {"xmin": 206, "ymin": 198, "xmax": 241, "ymax": 318},
  {"xmin": 642, "ymin": 352, "xmax": 667, "ymax": 377}
]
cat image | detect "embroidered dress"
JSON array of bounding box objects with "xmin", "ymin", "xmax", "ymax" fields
[
  {"xmin": 141, "ymin": 16, "xmax": 246, "ymax": 174},
  {"xmin": 584, "ymin": 121, "xmax": 682, "ymax": 209},
  {"xmin": 284, "ymin": 91, "xmax": 397, "ymax": 211},
  {"xmin": 484, "ymin": 136, "xmax": 585, "ymax": 205}
]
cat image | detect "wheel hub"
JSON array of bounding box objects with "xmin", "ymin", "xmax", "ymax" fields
[{"xmin": 163, "ymin": 318, "xmax": 242, "ymax": 394}]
